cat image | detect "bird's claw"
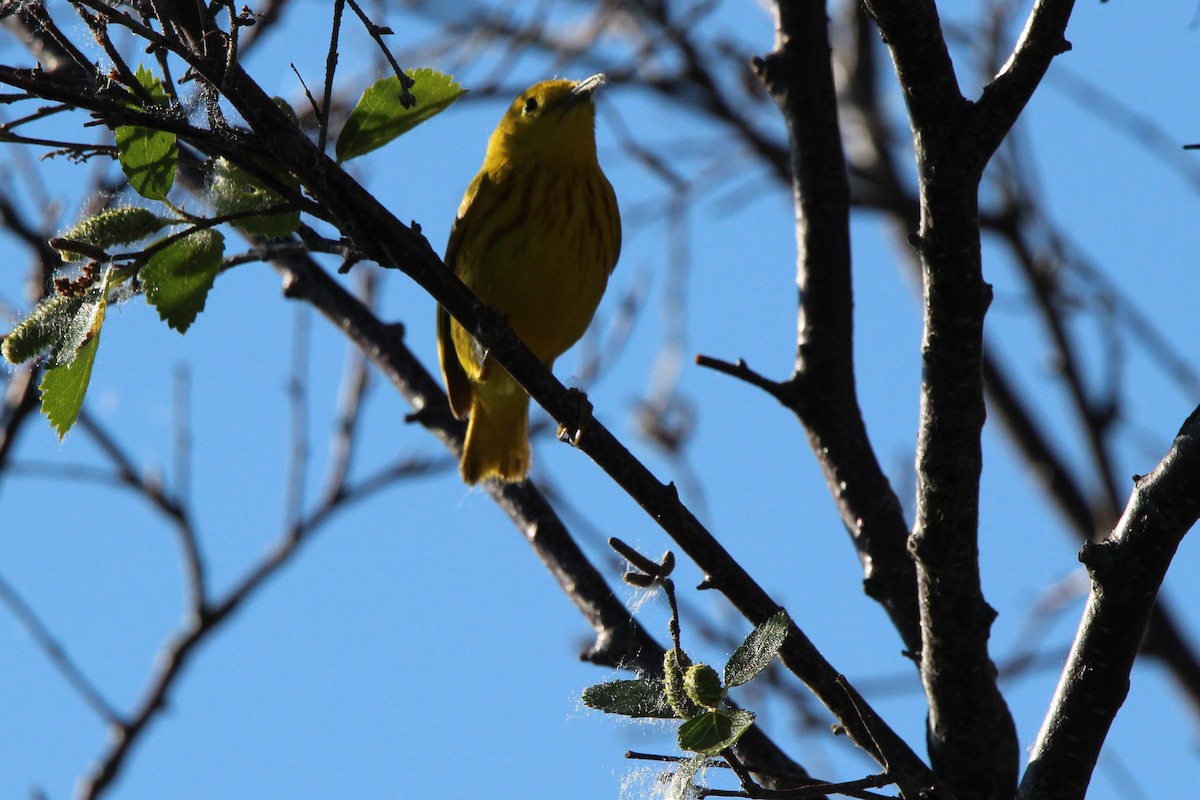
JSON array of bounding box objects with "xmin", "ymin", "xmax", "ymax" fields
[{"xmin": 556, "ymin": 388, "xmax": 593, "ymax": 447}]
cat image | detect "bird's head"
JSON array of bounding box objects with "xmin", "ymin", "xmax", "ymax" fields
[{"xmin": 483, "ymin": 74, "xmax": 607, "ymax": 169}]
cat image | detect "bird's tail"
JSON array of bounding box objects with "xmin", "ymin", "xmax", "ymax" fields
[{"xmin": 460, "ymin": 389, "xmax": 532, "ymax": 485}]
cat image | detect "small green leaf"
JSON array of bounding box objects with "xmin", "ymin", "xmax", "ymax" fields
[
  {"xmin": 115, "ymin": 65, "xmax": 178, "ymax": 200},
  {"xmin": 336, "ymin": 68, "xmax": 466, "ymax": 162},
  {"xmin": 677, "ymin": 710, "xmax": 755, "ymax": 757},
  {"xmin": 40, "ymin": 323, "xmax": 102, "ymax": 440},
  {"xmin": 724, "ymin": 610, "xmax": 789, "ymax": 688},
  {"xmin": 581, "ymin": 679, "xmax": 674, "ymax": 719},
  {"xmin": 209, "ymin": 157, "xmax": 300, "ymax": 237},
  {"xmin": 115, "ymin": 123, "xmax": 177, "ymax": 200},
  {"xmin": 142, "ymin": 228, "xmax": 224, "ymax": 332}
]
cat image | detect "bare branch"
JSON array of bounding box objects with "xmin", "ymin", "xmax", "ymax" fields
[
  {"xmin": 317, "ymin": 0, "xmax": 345, "ymax": 154},
  {"xmin": 1021, "ymin": 405, "xmax": 1200, "ymax": 800},
  {"xmin": 319, "ymin": 273, "xmax": 373, "ymax": 505},
  {"xmin": 843, "ymin": 0, "xmax": 1200, "ymax": 745},
  {"xmin": 752, "ymin": 0, "xmax": 919, "ymax": 661},
  {"xmin": 971, "ymin": 0, "xmax": 1075, "ymax": 165},
  {"xmin": 859, "ymin": 1, "xmax": 966, "ymax": 158},
  {"xmin": 266, "ymin": 244, "xmax": 815, "ymax": 786},
  {"xmin": 0, "ymin": 569, "xmax": 120, "ymax": 724},
  {"xmin": 853, "ymin": 1, "xmax": 1086, "ymax": 794},
  {"xmin": 77, "ymin": 412, "xmax": 208, "ymax": 613},
  {"xmin": 283, "ymin": 306, "xmax": 311, "ymax": 527}
]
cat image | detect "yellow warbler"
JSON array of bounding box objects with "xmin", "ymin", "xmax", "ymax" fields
[{"xmin": 437, "ymin": 74, "xmax": 621, "ymax": 484}]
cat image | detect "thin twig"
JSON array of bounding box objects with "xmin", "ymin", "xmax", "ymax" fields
[
  {"xmin": 318, "ymin": 0, "xmax": 346, "ymax": 154},
  {"xmin": 172, "ymin": 364, "xmax": 192, "ymax": 513},
  {"xmin": 283, "ymin": 305, "xmax": 311, "ymax": 527},
  {"xmin": 320, "ymin": 273, "xmax": 373, "ymax": 504},
  {"xmin": 344, "ymin": 0, "xmax": 415, "ymax": 104},
  {"xmin": 0, "ymin": 569, "xmax": 121, "ymax": 724},
  {"xmin": 694, "ymin": 355, "xmax": 785, "ymax": 400},
  {"xmin": 77, "ymin": 411, "xmax": 207, "ymax": 613}
]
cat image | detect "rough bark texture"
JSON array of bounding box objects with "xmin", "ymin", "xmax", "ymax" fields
[{"xmin": 1020, "ymin": 406, "xmax": 1200, "ymax": 800}]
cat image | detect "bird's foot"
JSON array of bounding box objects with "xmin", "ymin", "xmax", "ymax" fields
[{"xmin": 557, "ymin": 387, "xmax": 593, "ymax": 447}]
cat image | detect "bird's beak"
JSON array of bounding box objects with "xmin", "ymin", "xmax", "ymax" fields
[{"xmin": 570, "ymin": 73, "xmax": 607, "ymax": 101}]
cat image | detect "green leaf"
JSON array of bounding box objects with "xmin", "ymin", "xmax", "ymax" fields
[
  {"xmin": 142, "ymin": 228, "xmax": 224, "ymax": 332},
  {"xmin": 208, "ymin": 157, "xmax": 300, "ymax": 238},
  {"xmin": 336, "ymin": 68, "xmax": 466, "ymax": 162},
  {"xmin": 581, "ymin": 679, "xmax": 675, "ymax": 719},
  {"xmin": 115, "ymin": 65, "xmax": 178, "ymax": 200},
  {"xmin": 40, "ymin": 323, "xmax": 102, "ymax": 440},
  {"xmin": 724, "ymin": 610, "xmax": 789, "ymax": 688},
  {"xmin": 677, "ymin": 710, "xmax": 755, "ymax": 757}
]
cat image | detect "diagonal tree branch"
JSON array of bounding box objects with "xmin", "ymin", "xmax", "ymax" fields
[
  {"xmin": 0, "ymin": 568, "xmax": 120, "ymax": 724},
  {"xmin": 969, "ymin": 0, "xmax": 1076, "ymax": 169},
  {"xmin": 1020, "ymin": 404, "xmax": 1200, "ymax": 800},
  {"xmin": 268, "ymin": 247, "xmax": 814, "ymax": 789}
]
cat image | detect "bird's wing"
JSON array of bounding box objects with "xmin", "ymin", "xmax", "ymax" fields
[
  {"xmin": 437, "ymin": 172, "xmax": 488, "ymax": 420},
  {"xmin": 437, "ymin": 304, "xmax": 473, "ymax": 421}
]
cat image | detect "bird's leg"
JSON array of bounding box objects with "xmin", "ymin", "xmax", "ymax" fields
[
  {"xmin": 473, "ymin": 304, "xmax": 514, "ymax": 383},
  {"xmin": 556, "ymin": 387, "xmax": 593, "ymax": 447}
]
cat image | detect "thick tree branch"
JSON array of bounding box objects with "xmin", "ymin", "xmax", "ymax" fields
[
  {"xmin": 751, "ymin": 0, "xmax": 918, "ymax": 659},
  {"xmin": 1020, "ymin": 405, "xmax": 1200, "ymax": 800},
  {"xmin": 970, "ymin": 0, "xmax": 1075, "ymax": 167},
  {"xmin": 859, "ymin": 1, "xmax": 966, "ymax": 159},
  {"xmin": 856, "ymin": 2, "xmax": 1086, "ymax": 796},
  {"xmin": 842, "ymin": 0, "xmax": 1200, "ymax": 737},
  {"xmin": 909, "ymin": 194, "xmax": 1015, "ymax": 800}
]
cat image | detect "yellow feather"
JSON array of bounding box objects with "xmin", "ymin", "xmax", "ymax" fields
[{"xmin": 437, "ymin": 75, "xmax": 621, "ymax": 484}]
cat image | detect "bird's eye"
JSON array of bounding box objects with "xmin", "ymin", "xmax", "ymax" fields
[{"xmin": 523, "ymin": 97, "xmax": 539, "ymax": 115}]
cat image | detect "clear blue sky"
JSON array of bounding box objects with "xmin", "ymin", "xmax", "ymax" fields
[{"xmin": 1, "ymin": 2, "xmax": 1198, "ymax": 799}]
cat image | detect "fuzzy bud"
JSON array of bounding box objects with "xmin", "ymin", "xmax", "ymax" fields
[
  {"xmin": 663, "ymin": 648, "xmax": 704, "ymax": 719},
  {"xmin": 683, "ymin": 664, "xmax": 726, "ymax": 709},
  {"xmin": 55, "ymin": 207, "xmax": 169, "ymax": 261}
]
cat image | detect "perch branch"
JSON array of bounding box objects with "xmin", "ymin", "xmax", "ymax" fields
[{"xmin": 1020, "ymin": 405, "xmax": 1200, "ymax": 800}]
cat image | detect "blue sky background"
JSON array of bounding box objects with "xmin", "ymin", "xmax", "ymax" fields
[{"xmin": 1, "ymin": 1, "xmax": 1198, "ymax": 798}]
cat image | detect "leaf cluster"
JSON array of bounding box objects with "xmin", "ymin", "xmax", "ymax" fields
[
  {"xmin": 1, "ymin": 61, "xmax": 463, "ymax": 439},
  {"xmin": 581, "ymin": 610, "xmax": 789, "ymax": 759}
]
